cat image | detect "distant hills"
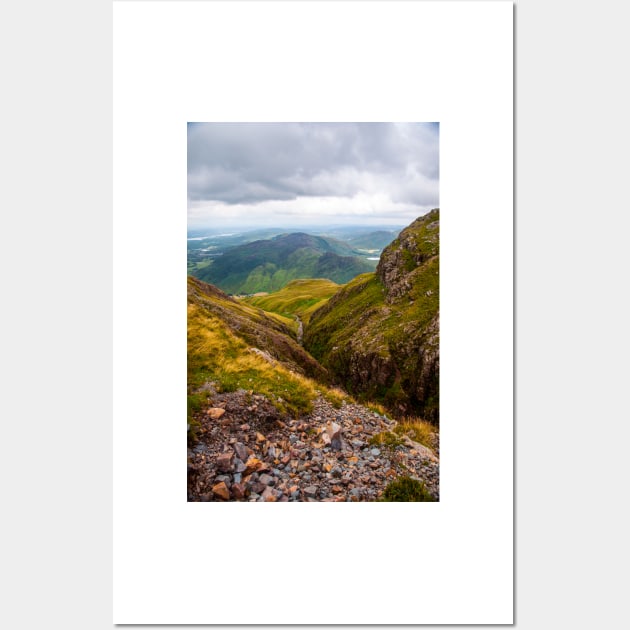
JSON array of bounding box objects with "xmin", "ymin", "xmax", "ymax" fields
[
  {"xmin": 346, "ymin": 229, "xmax": 401, "ymax": 251},
  {"xmin": 192, "ymin": 232, "xmax": 378, "ymax": 294}
]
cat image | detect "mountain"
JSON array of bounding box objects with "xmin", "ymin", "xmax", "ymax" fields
[
  {"xmin": 191, "ymin": 232, "xmax": 377, "ymax": 294},
  {"xmin": 304, "ymin": 209, "xmax": 439, "ymax": 422},
  {"xmin": 187, "ymin": 211, "xmax": 440, "ymax": 502}
]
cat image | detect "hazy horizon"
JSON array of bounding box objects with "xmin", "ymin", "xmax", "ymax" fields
[
  {"xmin": 186, "ymin": 221, "xmax": 412, "ymax": 238},
  {"xmin": 188, "ymin": 122, "xmax": 439, "ymax": 230}
]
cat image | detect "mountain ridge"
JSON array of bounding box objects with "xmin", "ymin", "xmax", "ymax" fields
[
  {"xmin": 304, "ymin": 209, "xmax": 439, "ymax": 421},
  {"xmin": 192, "ymin": 232, "xmax": 377, "ymax": 294}
]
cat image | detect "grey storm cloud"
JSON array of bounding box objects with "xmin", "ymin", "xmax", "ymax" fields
[{"xmin": 187, "ymin": 122, "xmax": 439, "ymax": 206}]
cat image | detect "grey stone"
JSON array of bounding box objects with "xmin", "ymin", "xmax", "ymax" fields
[
  {"xmin": 250, "ymin": 482, "xmax": 266, "ymax": 494},
  {"xmin": 233, "ymin": 442, "xmax": 248, "ymax": 461},
  {"xmin": 370, "ymin": 448, "xmax": 381, "ymax": 457},
  {"xmin": 216, "ymin": 452, "xmax": 234, "ymax": 472}
]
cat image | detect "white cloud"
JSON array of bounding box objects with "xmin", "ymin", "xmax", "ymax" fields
[{"xmin": 187, "ymin": 122, "xmax": 438, "ymax": 227}]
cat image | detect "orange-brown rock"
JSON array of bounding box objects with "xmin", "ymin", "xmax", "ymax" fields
[
  {"xmin": 212, "ymin": 481, "xmax": 230, "ymax": 500},
  {"xmin": 243, "ymin": 457, "xmax": 269, "ymax": 475},
  {"xmin": 206, "ymin": 407, "xmax": 226, "ymax": 419}
]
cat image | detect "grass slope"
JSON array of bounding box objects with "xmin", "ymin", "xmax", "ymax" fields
[
  {"xmin": 244, "ymin": 278, "xmax": 340, "ymax": 324},
  {"xmin": 304, "ymin": 210, "xmax": 440, "ymax": 421},
  {"xmin": 188, "ymin": 276, "xmax": 347, "ymax": 438}
]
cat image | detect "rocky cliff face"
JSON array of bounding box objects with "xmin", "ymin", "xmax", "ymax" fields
[
  {"xmin": 376, "ymin": 210, "xmax": 439, "ymax": 303},
  {"xmin": 304, "ymin": 210, "xmax": 439, "ymax": 422}
]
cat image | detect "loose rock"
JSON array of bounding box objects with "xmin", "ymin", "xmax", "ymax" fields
[
  {"xmin": 207, "ymin": 407, "xmax": 226, "ymax": 420},
  {"xmin": 211, "ymin": 481, "xmax": 230, "ymax": 500}
]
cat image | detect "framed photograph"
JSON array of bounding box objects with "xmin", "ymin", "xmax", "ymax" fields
[
  {"xmin": 186, "ymin": 121, "xmax": 440, "ymax": 506},
  {"xmin": 114, "ymin": 1, "xmax": 512, "ymax": 624}
]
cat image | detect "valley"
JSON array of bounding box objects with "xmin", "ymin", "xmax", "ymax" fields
[{"xmin": 187, "ymin": 210, "xmax": 439, "ymax": 501}]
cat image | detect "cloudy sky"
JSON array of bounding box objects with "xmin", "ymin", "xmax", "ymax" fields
[{"xmin": 187, "ymin": 122, "xmax": 439, "ymax": 229}]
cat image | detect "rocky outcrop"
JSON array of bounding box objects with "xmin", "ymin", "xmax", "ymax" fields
[
  {"xmin": 376, "ymin": 210, "xmax": 439, "ymax": 303},
  {"xmin": 305, "ymin": 210, "xmax": 440, "ymax": 422}
]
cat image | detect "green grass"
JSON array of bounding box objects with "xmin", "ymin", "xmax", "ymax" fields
[
  {"xmin": 393, "ymin": 419, "xmax": 437, "ymax": 449},
  {"xmin": 369, "ymin": 431, "xmax": 405, "ymax": 448},
  {"xmin": 378, "ymin": 476, "xmax": 436, "ymax": 502},
  {"xmin": 302, "ymin": 210, "xmax": 439, "ymax": 420},
  {"xmin": 320, "ymin": 386, "xmax": 350, "ymax": 409},
  {"xmin": 303, "ymin": 272, "xmax": 387, "ymax": 359},
  {"xmin": 244, "ymin": 278, "xmax": 340, "ymax": 324},
  {"xmin": 188, "ymin": 301, "xmax": 318, "ymax": 419}
]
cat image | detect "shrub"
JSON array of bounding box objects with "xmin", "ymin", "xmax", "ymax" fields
[{"xmin": 379, "ymin": 476, "xmax": 435, "ymax": 502}]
